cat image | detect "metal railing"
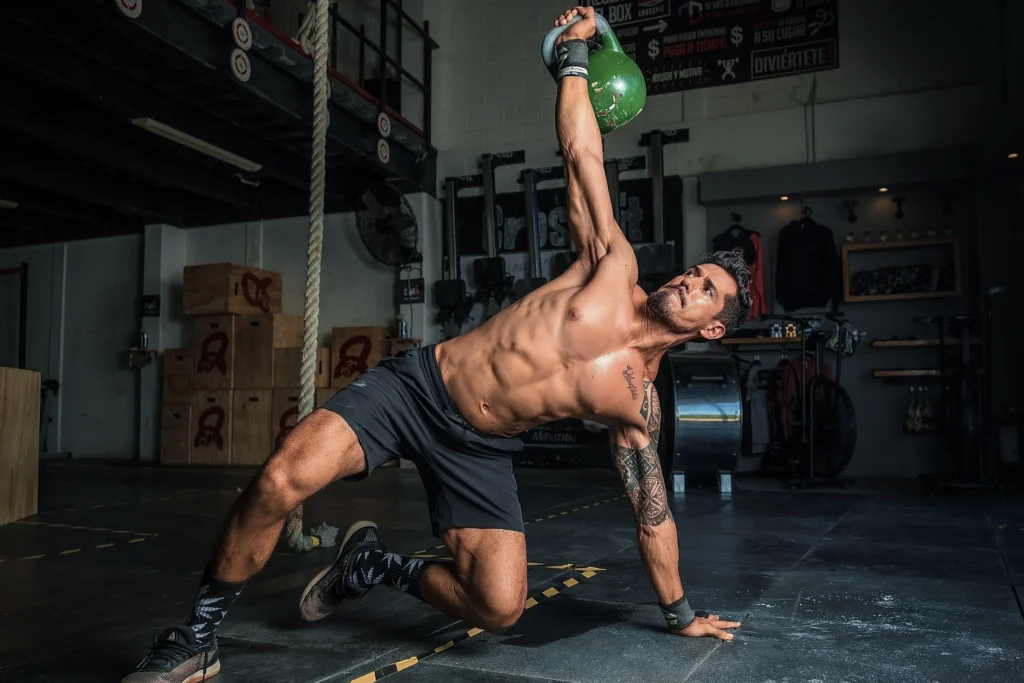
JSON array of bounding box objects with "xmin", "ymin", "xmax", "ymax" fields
[{"xmin": 329, "ymin": 0, "xmax": 438, "ymax": 145}]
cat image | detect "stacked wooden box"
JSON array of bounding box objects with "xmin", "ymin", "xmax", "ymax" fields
[{"xmin": 159, "ymin": 264, "xmax": 405, "ymax": 467}]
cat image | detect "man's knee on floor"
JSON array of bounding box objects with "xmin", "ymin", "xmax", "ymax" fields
[{"xmin": 474, "ymin": 586, "xmax": 526, "ymax": 632}]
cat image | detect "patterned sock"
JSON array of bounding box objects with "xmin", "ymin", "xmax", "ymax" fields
[
  {"xmin": 186, "ymin": 565, "xmax": 246, "ymax": 646},
  {"xmin": 343, "ymin": 549, "xmax": 429, "ymax": 600}
]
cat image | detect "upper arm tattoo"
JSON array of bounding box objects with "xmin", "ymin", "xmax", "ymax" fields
[{"xmin": 645, "ymin": 381, "xmax": 661, "ymax": 448}]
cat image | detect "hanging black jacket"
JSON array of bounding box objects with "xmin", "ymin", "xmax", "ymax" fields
[{"xmin": 774, "ymin": 218, "xmax": 842, "ymax": 311}]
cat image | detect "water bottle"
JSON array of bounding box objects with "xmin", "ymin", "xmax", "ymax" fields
[{"xmin": 397, "ymin": 314, "xmax": 409, "ymax": 339}]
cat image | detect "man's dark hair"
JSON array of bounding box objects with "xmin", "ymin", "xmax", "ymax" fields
[{"xmin": 698, "ymin": 250, "xmax": 751, "ymax": 334}]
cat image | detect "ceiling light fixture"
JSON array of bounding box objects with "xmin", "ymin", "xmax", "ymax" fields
[
  {"xmin": 0, "ymin": 199, "xmax": 19, "ymax": 210},
  {"xmin": 1009, "ymin": 153, "xmax": 1019, "ymax": 160},
  {"xmin": 879, "ymin": 187, "xmax": 889, "ymax": 193},
  {"xmin": 780, "ymin": 195, "xmax": 789, "ymax": 201},
  {"xmin": 131, "ymin": 118, "xmax": 262, "ymax": 172}
]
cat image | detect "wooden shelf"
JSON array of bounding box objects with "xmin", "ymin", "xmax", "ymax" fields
[
  {"xmin": 842, "ymin": 237, "xmax": 961, "ymax": 303},
  {"xmin": 872, "ymin": 369, "xmax": 942, "ymax": 378},
  {"xmin": 847, "ymin": 290, "xmax": 959, "ymax": 303},
  {"xmin": 720, "ymin": 336, "xmax": 808, "ymax": 346},
  {"xmin": 842, "ymin": 237, "xmax": 957, "ymax": 252},
  {"xmin": 871, "ymin": 338, "xmax": 981, "ymax": 348}
]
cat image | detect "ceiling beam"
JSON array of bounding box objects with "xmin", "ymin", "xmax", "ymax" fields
[
  {"xmin": 0, "ymin": 109, "xmax": 253, "ymax": 209},
  {"xmin": 0, "ymin": 153, "xmax": 176, "ymax": 220},
  {"xmin": 0, "ymin": 181, "xmax": 137, "ymax": 228}
]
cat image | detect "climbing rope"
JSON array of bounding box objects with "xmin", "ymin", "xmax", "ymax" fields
[{"xmin": 283, "ymin": 0, "xmax": 338, "ymax": 553}]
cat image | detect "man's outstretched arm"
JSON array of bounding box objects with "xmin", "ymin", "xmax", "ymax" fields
[
  {"xmin": 553, "ymin": 8, "xmax": 635, "ymax": 277},
  {"xmin": 611, "ymin": 382, "xmax": 740, "ymax": 640}
]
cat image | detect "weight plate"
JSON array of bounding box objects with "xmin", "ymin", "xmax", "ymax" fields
[
  {"xmin": 376, "ymin": 112, "xmax": 391, "ymax": 138},
  {"xmin": 230, "ymin": 48, "xmax": 252, "ymax": 83},
  {"xmin": 232, "ymin": 18, "xmax": 253, "ymax": 51},
  {"xmin": 377, "ymin": 138, "xmax": 390, "ymax": 164},
  {"xmin": 116, "ymin": 0, "xmax": 142, "ymax": 18}
]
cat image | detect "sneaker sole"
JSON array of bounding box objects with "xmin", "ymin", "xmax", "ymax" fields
[
  {"xmin": 297, "ymin": 519, "xmax": 377, "ymax": 622},
  {"xmin": 183, "ymin": 658, "xmax": 221, "ymax": 683}
]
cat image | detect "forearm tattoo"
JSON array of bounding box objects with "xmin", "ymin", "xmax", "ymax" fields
[{"xmin": 614, "ymin": 382, "xmax": 670, "ymax": 526}]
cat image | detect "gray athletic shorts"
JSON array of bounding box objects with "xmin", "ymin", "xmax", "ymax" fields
[{"xmin": 321, "ymin": 345, "xmax": 524, "ymax": 537}]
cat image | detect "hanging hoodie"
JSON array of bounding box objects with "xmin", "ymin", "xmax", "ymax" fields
[
  {"xmin": 712, "ymin": 225, "xmax": 768, "ymax": 319},
  {"xmin": 774, "ymin": 217, "xmax": 842, "ymax": 312}
]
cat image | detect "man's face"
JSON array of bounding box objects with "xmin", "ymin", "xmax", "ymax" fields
[{"xmin": 647, "ymin": 263, "xmax": 736, "ymax": 340}]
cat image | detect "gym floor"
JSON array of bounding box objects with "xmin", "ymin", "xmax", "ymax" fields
[{"xmin": 2, "ymin": 463, "xmax": 1023, "ymax": 683}]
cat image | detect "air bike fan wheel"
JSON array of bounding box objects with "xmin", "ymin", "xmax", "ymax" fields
[{"xmin": 356, "ymin": 183, "xmax": 422, "ymax": 266}]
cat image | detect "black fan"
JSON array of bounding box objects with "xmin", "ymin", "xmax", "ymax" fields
[{"xmin": 356, "ymin": 183, "xmax": 422, "ymax": 266}]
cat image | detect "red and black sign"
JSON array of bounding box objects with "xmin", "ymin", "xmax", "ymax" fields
[
  {"xmin": 334, "ymin": 335, "xmax": 372, "ymax": 379},
  {"xmin": 595, "ymin": 0, "xmax": 839, "ymax": 95}
]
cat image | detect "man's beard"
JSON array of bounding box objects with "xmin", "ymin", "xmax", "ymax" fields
[{"xmin": 647, "ymin": 288, "xmax": 693, "ymax": 335}]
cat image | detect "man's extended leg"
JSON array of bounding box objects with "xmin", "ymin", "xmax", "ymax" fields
[{"xmin": 123, "ymin": 409, "xmax": 369, "ymax": 683}]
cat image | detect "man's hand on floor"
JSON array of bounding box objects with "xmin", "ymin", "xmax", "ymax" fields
[{"xmin": 672, "ymin": 613, "xmax": 741, "ymax": 641}]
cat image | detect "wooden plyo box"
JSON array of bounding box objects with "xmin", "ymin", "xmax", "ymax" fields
[
  {"xmin": 274, "ymin": 347, "xmax": 331, "ymax": 388},
  {"xmin": 160, "ymin": 405, "xmax": 192, "ymax": 465},
  {"xmin": 0, "ymin": 367, "xmax": 40, "ymax": 526},
  {"xmin": 183, "ymin": 263, "xmax": 282, "ymax": 316},
  {"xmin": 162, "ymin": 348, "xmax": 193, "ymax": 407},
  {"xmin": 234, "ymin": 314, "xmax": 304, "ymax": 389},
  {"xmin": 269, "ymin": 389, "xmax": 337, "ymax": 450},
  {"xmin": 191, "ymin": 390, "xmax": 233, "ymax": 465},
  {"xmin": 331, "ymin": 326, "xmax": 389, "ymax": 389},
  {"xmin": 232, "ymin": 390, "xmax": 274, "ymax": 466},
  {"xmin": 193, "ymin": 316, "xmax": 236, "ymax": 390}
]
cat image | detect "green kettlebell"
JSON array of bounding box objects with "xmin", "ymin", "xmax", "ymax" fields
[{"xmin": 541, "ymin": 13, "xmax": 647, "ymax": 134}]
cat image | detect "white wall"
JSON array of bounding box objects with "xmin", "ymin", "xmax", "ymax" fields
[
  {"xmin": 0, "ymin": 236, "xmax": 142, "ymax": 458},
  {"xmin": 427, "ymin": 0, "xmax": 986, "ymax": 182}
]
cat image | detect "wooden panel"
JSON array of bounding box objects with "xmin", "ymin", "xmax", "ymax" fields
[
  {"xmin": 183, "ymin": 263, "xmax": 282, "ymax": 316},
  {"xmin": 871, "ymin": 338, "xmax": 981, "ymax": 348},
  {"xmin": 191, "ymin": 390, "xmax": 233, "ymax": 465},
  {"xmin": 193, "ymin": 316, "xmax": 235, "ymax": 390},
  {"xmin": 0, "ymin": 367, "xmax": 40, "ymax": 526},
  {"xmin": 235, "ymin": 314, "xmax": 304, "ymax": 389},
  {"xmin": 231, "ymin": 390, "xmax": 274, "ymax": 466},
  {"xmin": 274, "ymin": 347, "xmax": 330, "ymax": 388},
  {"xmin": 160, "ymin": 406, "xmax": 192, "ymax": 465},
  {"xmin": 331, "ymin": 326, "xmax": 390, "ymax": 389},
  {"xmin": 842, "ymin": 238, "xmax": 961, "ymax": 303},
  {"xmin": 842, "ymin": 237, "xmax": 957, "ymax": 252},
  {"xmin": 272, "ymin": 388, "xmax": 302, "ymax": 450},
  {"xmin": 163, "ymin": 348, "xmax": 193, "ymax": 375},
  {"xmin": 162, "ymin": 348, "xmax": 193, "ymax": 407}
]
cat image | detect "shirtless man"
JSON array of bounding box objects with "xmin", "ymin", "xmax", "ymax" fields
[{"xmin": 123, "ymin": 7, "xmax": 750, "ymax": 682}]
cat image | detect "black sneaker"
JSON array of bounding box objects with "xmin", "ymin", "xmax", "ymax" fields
[
  {"xmin": 121, "ymin": 625, "xmax": 220, "ymax": 683},
  {"xmin": 298, "ymin": 520, "xmax": 383, "ymax": 622}
]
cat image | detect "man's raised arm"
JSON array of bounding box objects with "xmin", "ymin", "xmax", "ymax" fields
[
  {"xmin": 551, "ymin": 7, "xmax": 634, "ymax": 274},
  {"xmin": 610, "ymin": 381, "xmax": 740, "ymax": 640}
]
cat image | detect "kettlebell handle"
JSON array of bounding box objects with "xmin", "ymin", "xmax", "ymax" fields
[{"xmin": 541, "ymin": 12, "xmax": 613, "ymax": 75}]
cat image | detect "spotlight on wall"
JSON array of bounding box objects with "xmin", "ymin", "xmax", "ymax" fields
[
  {"xmin": 879, "ymin": 187, "xmax": 889, "ymax": 193},
  {"xmin": 0, "ymin": 199, "xmax": 19, "ymax": 210},
  {"xmin": 1009, "ymin": 153, "xmax": 1019, "ymax": 160},
  {"xmin": 780, "ymin": 195, "xmax": 790, "ymax": 201}
]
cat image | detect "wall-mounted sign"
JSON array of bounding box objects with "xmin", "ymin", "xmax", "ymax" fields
[{"xmin": 593, "ymin": 0, "xmax": 839, "ymax": 95}]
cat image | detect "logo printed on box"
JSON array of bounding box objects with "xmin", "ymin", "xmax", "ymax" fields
[
  {"xmin": 194, "ymin": 407, "xmax": 226, "ymax": 449},
  {"xmin": 335, "ymin": 335, "xmax": 372, "ymax": 379},
  {"xmin": 197, "ymin": 332, "xmax": 230, "ymax": 375},
  {"xmin": 275, "ymin": 406, "xmax": 299, "ymax": 447},
  {"xmin": 241, "ymin": 272, "xmax": 273, "ymax": 312}
]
